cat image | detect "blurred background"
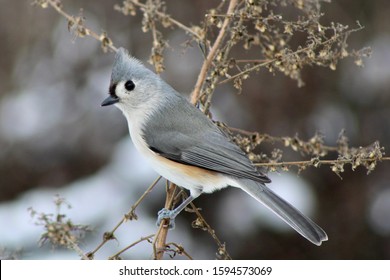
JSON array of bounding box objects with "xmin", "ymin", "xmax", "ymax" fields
[{"xmin": 0, "ymin": 0, "xmax": 389, "ymax": 259}]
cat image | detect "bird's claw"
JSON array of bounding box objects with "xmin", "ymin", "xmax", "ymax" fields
[{"xmin": 156, "ymin": 208, "xmax": 176, "ymax": 229}]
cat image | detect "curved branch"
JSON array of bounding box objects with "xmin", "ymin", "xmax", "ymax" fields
[{"xmin": 190, "ymin": 0, "xmax": 238, "ymax": 104}]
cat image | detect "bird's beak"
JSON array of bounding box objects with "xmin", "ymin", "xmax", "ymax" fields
[{"xmin": 101, "ymin": 95, "xmax": 119, "ymax": 106}]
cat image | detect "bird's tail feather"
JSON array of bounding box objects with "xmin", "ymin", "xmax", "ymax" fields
[{"xmin": 238, "ymin": 179, "xmax": 328, "ymax": 246}]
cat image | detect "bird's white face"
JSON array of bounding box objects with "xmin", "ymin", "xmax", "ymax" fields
[
  {"xmin": 104, "ymin": 77, "xmax": 162, "ymax": 129},
  {"xmin": 103, "ymin": 75, "xmax": 156, "ymax": 111},
  {"xmin": 101, "ymin": 49, "xmax": 166, "ymax": 120},
  {"xmin": 112, "ymin": 79, "xmax": 137, "ymax": 109}
]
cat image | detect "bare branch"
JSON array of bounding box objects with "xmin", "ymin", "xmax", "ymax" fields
[
  {"xmin": 35, "ymin": 0, "xmax": 117, "ymax": 52},
  {"xmin": 153, "ymin": 181, "xmax": 178, "ymax": 260},
  {"xmin": 109, "ymin": 234, "xmax": 154, "ymax": 260},
  {"xmin": 87, "ymin": 176, "xmax": 161, "ymax": 258},
  {"xmin": 190, "ymin": 0, "xmax": 238, "ymax": 104}
]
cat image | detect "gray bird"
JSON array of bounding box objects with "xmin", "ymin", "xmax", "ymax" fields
[{"xmin": 101, "ymin": 48, "xmax": 328, "ymax": 245}]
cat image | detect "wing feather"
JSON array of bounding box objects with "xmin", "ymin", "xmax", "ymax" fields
[{"xmin": 142, "ymin": 96, "xmax": 270, "ymax": 184}]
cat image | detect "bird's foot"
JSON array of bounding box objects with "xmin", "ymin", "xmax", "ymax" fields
[{"xmin": 156, "ymin": 208, "xmax": 176, "ymax": 229}]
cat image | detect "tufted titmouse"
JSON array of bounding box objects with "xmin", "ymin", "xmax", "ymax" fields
[{"xmin": 101, "ymin": 48, "xmax": 328, "ymax": 246}]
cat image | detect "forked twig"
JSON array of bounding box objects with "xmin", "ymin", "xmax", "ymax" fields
[
  {"xmin": 109, "ymin": 234, "xmax": 155, "ymax": 259},
  {"xmin": 188, "ymin": 201, "xmax": 232, "ymax": 260},
  {"xmin": 87, "ymin": 176, "xmax": 161, "ymax": 258}
]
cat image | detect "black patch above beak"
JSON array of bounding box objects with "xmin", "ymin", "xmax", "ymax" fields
[{"xmin": 101, "ymin": 95, "xmax": 119, "ymax": 106}]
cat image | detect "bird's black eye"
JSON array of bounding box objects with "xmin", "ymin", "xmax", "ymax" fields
[{"xmin": 124, "ymin": 80, "xmax": 135, "ymax": 91}]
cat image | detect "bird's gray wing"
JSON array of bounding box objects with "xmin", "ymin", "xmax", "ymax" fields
[{"xmin": 142, "ymin": 99, "xmax": 270, "ymax": 184}]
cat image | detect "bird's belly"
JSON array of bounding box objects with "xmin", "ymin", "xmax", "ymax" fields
[
  {"xmin": 147, "ymin": 154, "xmax": 229, "ymax": 195},
  {"xmin": 129, "ymin": 126, "xmax": 228, "ymax": 195}
]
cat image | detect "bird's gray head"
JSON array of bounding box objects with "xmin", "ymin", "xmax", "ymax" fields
[{"xmin": 101, "ymin": 48, "xmax": 166, "ymax": 112}]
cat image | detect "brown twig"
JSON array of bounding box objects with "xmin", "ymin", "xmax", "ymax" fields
[
  {"xmin": 87, "ymin": 176, "xmax": 161, "ymax": 258},
  {"xmin": 190, "ymin": 0, "xmax": 238, "ymax": 104},
  {"xmin": 256, "ymin": 157, "xmax": 390, "ymax": 168},
  {"xmin": 66, "ymin": 237, "xmax": 90, "ymax": 260},
  {"xmin": 109, "ymin": 234, "xmax": 154, "ymax": 259},
  {"xmin": 218, "ymin": 25, "xmax": 364, "ymax": 85},
  {"xmin": 188, "ymin": 201, "xmax": 232, "ymax": 260},
  {"xmin": 164, "ymin": 242, "xmax": 193, "ymax": 260},
  {"xmin": 228, "ymin": 127, "xmax": 339, "ymax": 153},
  {"xmin": 130, "ymin": 0, "xmax": 202, "ymax": 40},
  {"xmin": 44, "ymin": 0, "xmax": 117, "ymax": 52},
  {"xmin": 153, "ymin": 181, "xmax": 178, "ymax": 260}
]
